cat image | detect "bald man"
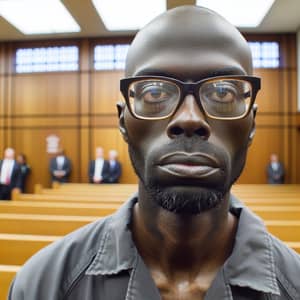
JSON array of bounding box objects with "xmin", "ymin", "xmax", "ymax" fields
[{"xmin": 8, "ymin": 6, "xmax": 300, "ymax": 300}]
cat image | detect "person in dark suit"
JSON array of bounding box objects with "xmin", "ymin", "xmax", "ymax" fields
[
  {"xmin": 88, "ymin": 147, "xmax": 110, "ymax": 183},
  {"xmin": 266, "ymin": 153, "xmax": 285, "ymax": 184},
  {"xmin": 49, "ymin": 149, "xmax": 72, "ymax": 183},
  {"xmin": 105, "ymin": 149, "xmax": 122, "ymax": 183},
  {"xmin": 16, "ymin": 153, "xmax": 31, "ymax": 192},
  {"xmin": 0, "ymin": 147, "xmax": 22, "ymax": 200}
]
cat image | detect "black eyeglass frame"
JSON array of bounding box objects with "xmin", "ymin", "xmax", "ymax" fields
[{"xmin": 120, "ymin": 75, "xmax": 261, "ymax": 120}]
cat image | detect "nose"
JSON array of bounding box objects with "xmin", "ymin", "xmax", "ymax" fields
[{"xmin": 166, "ymin": 95, "xmax": 211, "ymax": 139}]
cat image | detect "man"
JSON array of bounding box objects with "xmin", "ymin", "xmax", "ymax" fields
[
  {"xmin": 16, "ymin": 153, "xmax": 31, "ymax": 193},
  {"xmin": 105, "ymin": 149, "xmax": 122, "ymax": 183},
  {"xmin": 267, "ymin": 153, "xmax": 285, "ymax": 184},
  {"xmin": 0, "ymin": 147, "xmax": 21, "ymax": 200},
  {"xmin": 88, "ymin": 147, "xmax": 110, "ymax": 183},
  {"xmin": 8, "ymin": 6, "xmax": 300, "ymax": 300},
  {"xmin": 49, "ymin": 148, "xmax": 72, "ymax": 183}
]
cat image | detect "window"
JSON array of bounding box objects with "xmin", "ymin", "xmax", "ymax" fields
[
  {"xmin": 248, "ymin": 41, "xmax": 279, "ymax": 68},
  {"xmin": 94, "ymin": 44, "xmax": 130, "ymax": 70},
  {"xmin": 15, "ymin": 46, "xmax": 79, "ymax": 73}
]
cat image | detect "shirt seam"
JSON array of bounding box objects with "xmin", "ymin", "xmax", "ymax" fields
[
  {"xmin": 222, "ymin": 268, "xmax": 233, "ymax": 300},
  {"xmin": 125, "ymin": 253, "xmax": 139, "ymax": 300},
  {"xmin": 84, "ymin": 230, "xmax": 110, "ymax": 274},
  {"xmin": 264, "ymin": 232, "xmax": 280, "ymax": 293},
  {"xmin": 61, "ymin": 233, "xmax": 105, "ymax": 298},
  {"xmin": 275, "ymin": 267, "xmax": 299, "ymax": 300}
]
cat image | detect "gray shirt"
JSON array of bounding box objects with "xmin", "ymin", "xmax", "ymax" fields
[{"xmin": 8, "ymin": 195, "xmax": 300, "ymax": 299}]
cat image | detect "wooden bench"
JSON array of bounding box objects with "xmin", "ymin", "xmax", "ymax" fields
[
  {"xmin": 0, "ymin": 233, "xmax": 60, "ymax": 265},
  {"xmin": 251, "ymin": 206, "xmax": 300, "ymax": 220},
  {"xmin": 1, "ymin": 212, "xmax": 300, "ymax": 242},
  {"xmin": 37, "ymin": 183, "xmax": 138, "ymax": 196},
  {"xmin": 0, "ymin": 201, "xmax": 119, "ymax": 217},
  {"xmin": 265, "ymin": 220, "xmax": 300, "ymax": 241},
  {"xmin": 12, "ymin": 192, "xmax": 300, "ymax": 206},
  {"xmin": 242, "ymin": 198, "xmax": 300, "ymax": 206},
  {"xmin": 12, "ymin": 191, "xmax": 127, "ymax": 204},
  {"xmin": 1, "ymin": 201, "xmax": 300, "ymax": 220},
  {"xmin": 0, "ymin": 213, "xmax": 98, "ymax": 236}
]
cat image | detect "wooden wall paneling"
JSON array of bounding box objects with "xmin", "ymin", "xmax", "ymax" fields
[
  {"xmin": 238, "ymin": 126, "xmax": 284, "ymax": 184},
  {"xmin": 296, "ymin": 112, "xmax": 300, "ymax": 183},
  {"xmin": 12, "ymin": 73, "xmax": 79, "ymax": 115},
  {"xmin": 291, "ymin": 128, "xmax": 299, "ymax": 183},
  {"xmin": 0, "ymin": 45, "xmax": 7, "ymax": 148},
  {"xmin": 79, "ymin": 40, "xmax": 92, "ymax": 182},
  {"xmin": 91, "ymin": 71, "xmax": 124, "ymax": 114},
  {"xmin": 253, "ymin": 69, "xmax": 281, "ymax": 112},
  {"xmin": 279, "ymin": 68, "xmax": 289, "ymax": 182},
  {"xmin": 0, "ymin": 74, "xmax": 5, "ymax": 149},
  {"xmin": 280, "ymin": 34, "xmax": 297, "ymax": 69},
  {"xmin": 286, "ymin": 69, "xmax": 298, "ymax": 183}
]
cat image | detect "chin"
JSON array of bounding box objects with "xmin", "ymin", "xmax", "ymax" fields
[{"xmin": 145, "ymin": 184, "xmax": 226, "ymax": 215}]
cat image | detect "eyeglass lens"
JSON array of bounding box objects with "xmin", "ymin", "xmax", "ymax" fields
[{"xmin": 128, "ymin": 78, "xmax": 252, "ymax": 119}]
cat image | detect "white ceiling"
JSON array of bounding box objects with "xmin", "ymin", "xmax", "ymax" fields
[{"xmin": 0, "ymin": 0, "xmax": 299, "ymax": 41}]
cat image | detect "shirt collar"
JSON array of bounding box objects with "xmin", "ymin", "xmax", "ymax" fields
[
  {"xmin": 85, "ymin": 196, "xmax": 138, "ymax": 275},
  {"xmin": 86, "ymin": 194, "xmax": 281, "ymax": 297},
  {"xmin": 225, "ymin": 195, "xmax": 280, "ymax": 296}
]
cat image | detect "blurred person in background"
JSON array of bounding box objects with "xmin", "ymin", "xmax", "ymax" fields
[
  {"xmin": 16, "ymin": 153, "xmax": 31, "ymax": 193},
  {"xmin": 49, "ymin": 148, "xmax": 72, "ymax": 183},
  {"xmin": 0, "ymin": 147, "xmax": 21, "ymax": 200},
  {"xmin": 88, "ymin": 147, "xmax": 110, "ymax": 183},
  {"xmin": 266, "ymin": 153, "xmax": 285, "ymax": 184},
  {"xmin": 105, "ymin": 149, "xmax": 122, "ymax": 183}
]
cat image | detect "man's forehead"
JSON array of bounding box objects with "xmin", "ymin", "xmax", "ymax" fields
[{"xmin": 130, "ymin": 52, "xmax": 248, "ymax": 80}]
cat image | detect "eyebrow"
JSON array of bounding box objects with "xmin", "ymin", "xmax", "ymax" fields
[{"xmin": 134, "ymin": 67, "xmax": 246, "ymax": 80}]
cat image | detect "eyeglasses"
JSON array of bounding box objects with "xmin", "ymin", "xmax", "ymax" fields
[{"xmin": 120, "ymin": 75, "xmax": 260, "ymax": 120}]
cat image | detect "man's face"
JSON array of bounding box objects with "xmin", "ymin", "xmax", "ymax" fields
[
  {"xmin": 121, "ymin": 7, "xmax": 256, "ymax": 214},
  {"xmin": 95, "ymin": 148, "xmax": 104, "ymax": 159},
  {"xmin": 5, "ymin": 148, "xmax": 15, "ymax": 159}
]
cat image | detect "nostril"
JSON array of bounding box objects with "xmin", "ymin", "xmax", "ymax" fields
[
  {"xmin": 169, "ymin": 127, "xmax": 184, "ymax": 136},
  {"xmin": 195, "ymin": 127, "xmax": 209, "ymax": 138}
]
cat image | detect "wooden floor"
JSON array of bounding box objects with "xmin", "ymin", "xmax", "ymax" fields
[{"xmin": 1, "ymin": 183, "xmax": 299, "ymax": 299}]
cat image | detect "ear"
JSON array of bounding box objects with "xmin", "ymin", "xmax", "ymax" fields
[
  {"xmin": 248, "ymin": 104, "xmax": 258, "ymax": 147},
  {"xmin": 117, "ymin": 101, "xmax": 129, "ymax": 143}
]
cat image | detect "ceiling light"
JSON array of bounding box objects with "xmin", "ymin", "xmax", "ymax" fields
[
  {"xmin": 92, "ymin": 0, "xmax": 166, "ymax": 31},
  {"xmin": 196, "ymin": 0, "xmax": 275, "ymax": 27},
  {"xmin": 0, "ymin": 0, "xmax": 80, "ymax": 34}
]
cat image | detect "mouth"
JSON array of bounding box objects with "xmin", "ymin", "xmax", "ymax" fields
[{"xmin": 158, "ymin": 152, "xmax": 221, "ymax": 179}]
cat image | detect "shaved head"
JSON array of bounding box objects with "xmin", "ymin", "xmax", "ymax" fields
[{"xmin": 126, "ymin": 6, "xmax": 252, "ymax": 77}]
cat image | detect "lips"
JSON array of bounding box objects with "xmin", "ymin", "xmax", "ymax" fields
[{"xmin": 158, "ymin": 152, "xmax": 221, "ymax": 179}]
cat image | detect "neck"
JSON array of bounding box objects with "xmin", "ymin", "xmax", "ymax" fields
[{"xmin": 131, "ymin": 184, "xmax": 237, "ymax": 277}]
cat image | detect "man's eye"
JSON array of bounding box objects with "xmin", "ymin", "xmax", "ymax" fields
[
  {"xmin": 208, "ymin": 85, "xmax": 237, "ymax": 103},
  {"xmin": 141, "ymin": 87, "xmax": 169, "ymax": 102}
]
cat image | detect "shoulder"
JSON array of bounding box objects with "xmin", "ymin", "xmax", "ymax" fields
[
  {"xmin": 270, "ymin": 234, "xmax": 300, "ymax": 298},
  {"xmin": 9, "ymin": 216, "xmax": 112, "ymax": 300}
]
